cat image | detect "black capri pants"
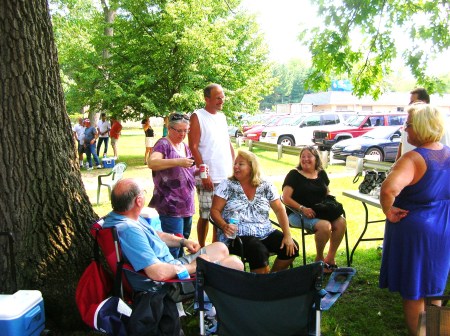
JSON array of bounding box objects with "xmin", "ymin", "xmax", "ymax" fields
[{"xmin": 228, "ymin": 230, "xmax": 299, "ymax": 270}]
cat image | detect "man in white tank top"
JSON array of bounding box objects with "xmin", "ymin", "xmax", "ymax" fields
[{"xmin": 189, "ymin": 84, "xmax": 235, "ymax": 247}]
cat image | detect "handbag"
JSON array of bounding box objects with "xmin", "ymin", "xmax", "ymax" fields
[
  {"xmin": 355, "ymin": 170, "xmax": 386, "ymax": 194},
  {"xmin": 312, "ymin": 195, "xmax": 344, "ymax": 222}
]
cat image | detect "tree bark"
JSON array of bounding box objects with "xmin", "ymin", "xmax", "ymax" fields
[{"xmin": 0, "ymin": 0, "xmax": 97, "ymax": 329}]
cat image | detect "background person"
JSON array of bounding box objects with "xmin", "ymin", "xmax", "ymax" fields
[
  {"xmin": 210, "ymin": 150, "xmax": 298, "ymax": 274},
  {"xmin": 83, "ymin": 118, "xmax": 101, "ymax": 170},
  {"xmin": 188, "ymin": 84, "xmax": 234, "ymax": 247},
  {"xmin": 141, "ymin": 117, "xmax": 154, "ymax": 165},
  {"xmin": 379, "ymin": 104, "xmax": 450, "ymax": 336},
  {"xmin": 109, "ymin": 117, "xmax": 122, "ymax": 160},
  {"xmin": 103, "ymin": 178, "xmax": 244, "ymax": 282},
  {"xmin": 148, "ymin": 112, "xmax": 196, "ymax": 258},
  {"xmin": 72, "ymin": 117, "xmax": 85, "ymax": 168},
  {"xmin": 96, "ymin": 112, "xmax": 111, "ymax": 157},
  {"xmin": 282, "ymin": 146, "xmax": 346, "ymax": 273}
]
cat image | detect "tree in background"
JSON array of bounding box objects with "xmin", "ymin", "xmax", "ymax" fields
[
  {"xmin": 52, "ymin": 0, "xmax": 275, "ymax": 119},
  {"xmin": 260, "ymin": 59, "xmax": 312, "ymax": 110},
  {"xmin": 300, "ymin": 0, "xmax": 450, "ymax": 98},
  {"xmin": 0, "ymin": 0, "xmax": 95, "ymax": 329}
]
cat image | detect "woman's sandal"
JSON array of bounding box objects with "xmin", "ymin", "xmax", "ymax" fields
[{"xmin": 323, "ymin": 263, "xmax": 339, "ymax": 274}]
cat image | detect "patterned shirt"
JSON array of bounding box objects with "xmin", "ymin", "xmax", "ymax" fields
[
  {"xmin": 214, "ymin": 179, "xmax": 278, "ymax": 243},
  {"xmin": 149, "ymin": 138, "xmax": 195, "ymax": 217}
]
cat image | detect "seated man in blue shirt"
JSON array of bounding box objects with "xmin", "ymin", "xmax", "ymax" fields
[{"xmin": 104, "ymin": 178, "xmax": 244, "ymax": 281}]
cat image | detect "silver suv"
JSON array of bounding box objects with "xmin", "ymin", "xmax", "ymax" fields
[{"xmin": 259, "ymin": 112, "xmax": 351, "ymax": 147}]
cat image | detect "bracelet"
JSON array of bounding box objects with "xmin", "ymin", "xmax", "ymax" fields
[
  {"xmin": 299, "ymin": 205, "xmax": 304, "ymax": 212},
  {"xmin": 179, "ymin": 238, "xmax": 185, "ymax": 248}
]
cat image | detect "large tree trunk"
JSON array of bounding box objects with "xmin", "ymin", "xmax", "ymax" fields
[{"xmin": 0, "ymin": 0, "xmax": 97, "ymax": 330}]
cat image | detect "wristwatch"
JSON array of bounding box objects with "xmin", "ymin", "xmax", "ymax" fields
[
  {"xmin": 179, "ymin": 238, "xmax": 185, "ymax": 247},
  {"xmin": 299, "ymin": 205, "xmax": 304, "ymax": 212}
]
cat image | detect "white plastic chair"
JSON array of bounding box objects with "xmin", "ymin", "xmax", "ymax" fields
[{"xmin": 96, "ymin": 162, "xmax": 127, "ymax": 204}]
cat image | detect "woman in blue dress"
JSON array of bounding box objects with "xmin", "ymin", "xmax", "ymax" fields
[{"xmin": 379, "ymin": 103, "xmax": 450, "ymax": 336}]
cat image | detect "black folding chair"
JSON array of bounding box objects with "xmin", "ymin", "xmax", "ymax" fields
[
  {"xmin": 196, "ymin": 258, "xmax": 356, "ymax": 336},
  {"xmin": 281, "ymin": 196, "xmax": 351, "ymax": 266}
]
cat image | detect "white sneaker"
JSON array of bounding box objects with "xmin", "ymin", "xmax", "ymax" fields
[
  {"xmin": 87, "ymin": 167, "xmax": 93, "ymax": 171},
  {"xmin": 96, "ymin": 165, "xmax": 102, "ymax": 169}
]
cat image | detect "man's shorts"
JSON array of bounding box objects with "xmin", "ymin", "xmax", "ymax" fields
[
  {"xmin": 145, "ymin": 137, "xmax": 154, "ymax": 147},
  {"xmin": 196, "ymin": 178, "xmax": 219, "ymax": 219},
  {"xmin": 111, "ymin": 137, "xmax": 118, "ymax": 146},
  {"xmin": 77, "ymin": 140, "xmax": 85, "ymax": 154},
  {"xmin": 176, "ymin": 247, "xmax": 207, "ymax": 265}
]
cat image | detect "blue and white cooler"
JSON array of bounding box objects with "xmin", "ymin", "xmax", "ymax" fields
[
  {"xmin": 0, "ymin": 290, "xmax": 45, "ymax": 336},
  {"xmin": 102, "ymin": 157, "xmax": 116, "ymax": 168}
]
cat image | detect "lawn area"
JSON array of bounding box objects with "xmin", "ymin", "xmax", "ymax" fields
[{"xmin": 80, "ymin": 129, "xmax": 448, "ymax": 336}]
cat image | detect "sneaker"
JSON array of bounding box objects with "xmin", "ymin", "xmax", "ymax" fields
[
  {"xmin": 96, "ymin": 165, "xmax": 102, "ymax": 169},
  {"xmin": 204, "ymin": 315, "xmax": 217, "ymax": 335},
  {"xmin": 103, "ymin": 154, "xmax": 107, "ymax": 158},
  {"xmin": 87, "ymin": 167, "xmax": 93, "ymax": 171}
]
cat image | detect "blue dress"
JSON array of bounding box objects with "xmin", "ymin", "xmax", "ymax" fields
[{"xmin": 379, "ymin": 146, "xmax": 450, "ymax": 300}]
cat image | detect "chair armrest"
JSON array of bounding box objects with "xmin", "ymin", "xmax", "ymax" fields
[{"xmin": 98, "ymin": 170, "xmax": 114, "ymax": 184}]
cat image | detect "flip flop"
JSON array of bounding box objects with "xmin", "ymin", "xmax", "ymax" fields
[{"xmin": 323, "ymin": 263, "xmax": 338, "ymax": 274}]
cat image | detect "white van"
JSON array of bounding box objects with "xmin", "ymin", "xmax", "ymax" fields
[{"xmin": 260, "ymin": 112, "xmax": 348, "ymax": 146}]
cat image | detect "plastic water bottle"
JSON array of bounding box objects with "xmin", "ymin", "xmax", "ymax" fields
[{"xmin": 227, "ymin": 210, "xmax": 239, "ymax": 239}]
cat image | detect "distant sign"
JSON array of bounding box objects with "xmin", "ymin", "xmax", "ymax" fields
[{"xmin": 331, "ymin": 80, "xmax": 352, "ymax": 92}]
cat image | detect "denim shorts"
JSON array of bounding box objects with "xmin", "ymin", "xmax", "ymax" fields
[
  {"xmin": 288, "ymin": 213, "xmax": 319, "ymax": 232},
  {"xmin": 176, "ymin": 247, "xmax": 207, "ymax": 265}
]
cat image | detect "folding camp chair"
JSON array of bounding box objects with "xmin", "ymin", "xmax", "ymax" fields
[
  {"xmin": 281, "ymin": 196, "xmax": 351, "ymax": 266},
  {"xmin": 196, "ymin": 258, "xmax": 356, "ymax": 336},
  {"xmin": 90, "ymin": 218, "xmax": 195, "ymax": 303}
]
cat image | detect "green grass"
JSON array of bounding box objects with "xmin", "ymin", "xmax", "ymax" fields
[{"xmin": 81, "ymin": 130, "xmax": 448, "ymax": 336}]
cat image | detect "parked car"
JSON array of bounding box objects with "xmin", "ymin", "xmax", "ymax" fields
[
  {"xmin": 243, "ymin": 114, "xmax": 298, "ymax": 141},
  {"xmin": 313, "ymin": 113, "xmax": 406, "ymax": 151},
  {"xmin": 259, "ymin": 112, "xmax": 345, "ymax": 146},
  {"xmin": 331, "ymin": 126, "xmax": 402, "ymax": 162},
  {"xmin": 241, "ymin": 113, "xmax": 275, "ymax": 134},
  {"xmin": 228, "ymin": 125, "xmax": 242, "ymax": 137}
]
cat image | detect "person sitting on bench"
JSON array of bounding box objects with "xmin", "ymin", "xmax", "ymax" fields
[{"xmin": 103, "ymin": 178, "xmax": 244, "ymax": 281}]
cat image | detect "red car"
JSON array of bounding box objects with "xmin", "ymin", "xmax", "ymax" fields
[{"xmin": 243, "ymin": 115, "xmax": 298, "ymax": 141}]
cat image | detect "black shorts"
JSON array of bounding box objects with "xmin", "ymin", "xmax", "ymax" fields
[{"xmin": 228, "ymin": 230, "xmax": 299, "ymax": 270}]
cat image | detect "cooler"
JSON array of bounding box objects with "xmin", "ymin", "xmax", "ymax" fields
[
  {"xmin": 102, "ymin": 157, "xmax": 115, "ymax": 168},
  {"xmin": 0, "ymin": 290, "xmax": 45, "ymax": 336}
]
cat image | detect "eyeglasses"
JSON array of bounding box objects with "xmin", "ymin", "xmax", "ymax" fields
[
  {"xmin": 170, "ymin": 127, "xmax": 190, "ymax": 134},
  {"xmin": 404, "ymin": 122, "xmax": 413, "ymax": 129},
  {"xmin": 169, "ymin": 113, "xmax": 190, "ymax": 122}
]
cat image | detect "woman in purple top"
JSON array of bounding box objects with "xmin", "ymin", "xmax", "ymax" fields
[{"xmin": 148, "ymin": 112, "xmax": 196, "ymax": 257}]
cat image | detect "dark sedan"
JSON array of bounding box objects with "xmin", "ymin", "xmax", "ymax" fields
[{"xmin": 331, "ymin": 126, "xmax": 402, "ymax": 162}]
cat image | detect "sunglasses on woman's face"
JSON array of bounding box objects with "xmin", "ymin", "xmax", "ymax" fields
[{"xmin": 170, "ymin": 113, "xmax": 190, "ymax": 121}]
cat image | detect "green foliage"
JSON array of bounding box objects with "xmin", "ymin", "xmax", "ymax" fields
[
  {"xmin": 301, "ymin": 0, "xmax": 450, "ymax": 98},
  {"xmin": 52, "ymin": 0, "xmax": 275, "ymax": 120},
  {"xmin": 260, "ymin": 59, "xmax": 312, "ymax": 110}
]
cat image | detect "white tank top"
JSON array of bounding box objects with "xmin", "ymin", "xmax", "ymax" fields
[{"xmin": 194, "ymin": 108, "xmax": 233, "ymax": 183}]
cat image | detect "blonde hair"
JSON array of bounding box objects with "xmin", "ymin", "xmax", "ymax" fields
[
  {"xmin": 230, "ymin": 149, "xmax": 262, "ymax": 187},
  {"xmin": 407, "ymin": 104, "xmax": 444, "ymax": 144}
]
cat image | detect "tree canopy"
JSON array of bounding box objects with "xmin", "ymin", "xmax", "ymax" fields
[
  {"xmin": 300, "ymin": 0, "xmax": 450, "ymax": 98},
  {"xmin": 52, "ymin": 0, "xmax": 275, "ymax": 119}
]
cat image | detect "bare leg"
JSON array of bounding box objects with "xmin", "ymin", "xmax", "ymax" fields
[
  {"xmin": 403, "ymin": 298, "xmax": 424, "ymax": 336},
  {"xmin": 271, "ymin": 258, "xmax": 294, "ymax": 272},
  {"xmin": 197, "ymin": 217, "xmax": 209, "ymax": 247},
  {"xmin": 324, "ymin": 216, "xmax": 346, "ymax": 265},
  {"xmin": 313, "ymin": 220, "xmax": 331, "ymax": 262}
]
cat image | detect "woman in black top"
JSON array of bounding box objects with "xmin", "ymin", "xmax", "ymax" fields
[
  {"xmin": 142, "ymin": 117, "xmax": 155, "ymax": 165},
  {"xmin": 282, "ymin": 146, "xmax": 346, "ymax": 272}
]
